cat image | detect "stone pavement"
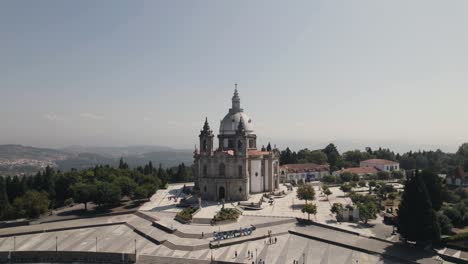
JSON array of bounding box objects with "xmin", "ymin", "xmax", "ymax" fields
[
  {"xmin": 293, "ymin": 224, "xmax": 441, "ymax": 264},
  {"xmin": 0, "ymin": 183, "xmax": 449, "ymax": 264}
]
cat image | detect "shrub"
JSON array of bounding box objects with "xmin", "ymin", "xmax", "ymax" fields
[
  {"xmin": 213, "ymin": 208, "xmax": 241, "ymax": 222},
  {"xmin": 176, "ymin": 207, "xmax": 197, "ymax": 221},
  {"xmin": 64, "ymin": 198, "xmax": 74, "ymax": 207}
]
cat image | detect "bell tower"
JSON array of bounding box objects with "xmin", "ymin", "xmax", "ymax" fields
[
  {"xmin": 199, "ymin": 117, "xmax": 214, "ymax": 156},
  {"xmin": 235, "ymin": 116, "xmax": 248, "ymax": 157}
]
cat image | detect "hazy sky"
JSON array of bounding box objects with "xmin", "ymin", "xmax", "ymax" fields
[{"xmin": 1, "ymin": 1, "xmax": 468, "ymax": 153}]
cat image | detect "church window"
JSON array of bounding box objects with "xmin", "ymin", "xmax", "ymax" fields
[
  {"xmin": 203, "ymin": 165, "xmax": 207, "ymax": 177},
  {"xmin": 239, "ymin": 186, "xmax": 242, "ymax": 193},
  {"xmin": 203, "ymin": 140, "xmax": 207, "ymax": 151},
  {"xmin": 204, "ymin": 186, "xmax": 207, "ymax": 192},
  {"xmin": 255, "ymin": 172, "xmax": 258, "ymax": 177},
  {"xmin": 219, "ymin": 163, "xmax": 226, "ymax": 177},
  {"xmin": 249, "ymin": 139, "xmax": 254, "ymax": 148},
  {"xmin": 238, "ymin": 165, "xmax": 243, "ymax": 177},
  {"xmin": 274, "ymin": 163, "xmax": 278, "ymax": 174},
  {"xmin": 228, "ymin": 139, "xmax": 234, "ymax": 148},
  {"xmin": 261, "ymin": 162, "xmax": 265, "ymax": 176}
]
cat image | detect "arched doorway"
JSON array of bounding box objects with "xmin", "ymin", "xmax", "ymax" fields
[{"xmin": 218, "ymin": 186, "xmax": 225, "ymax": 200}]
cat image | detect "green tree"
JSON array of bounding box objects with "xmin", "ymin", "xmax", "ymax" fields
[
  {"xmin": 419, "ymin": 170, "xmax": 442, "ymax": 211},
  {"xmin": 391, "ymin": 170, "xmax": 404, "ymax": 179},
  {"xmin": 133, "ymin": 186, "xmax": 149, "ymax": 200},
  {"xmin": 340, "ymin": 183, "xmax": 352, "ymax": 194},
  {"xmin": 324, "ymin": 188, "xmax": 332, "ymax": 200},
  {"xmin": 0, "ymin": 177, "xmax": 10, "ymax": 218},
  {"xmin": 71, "ymin": 183, "xmax": 96, "ymax": 210},
  {"xmin": 340, "ymin": 172, "xmax": 353, "ymax": 182},
  {"xmin": 358, "ymin": 180, "xmax": 367, "ymax": 187},
  {"xmin": 13, "ymin": 191, "xmax": 49, "ymax": 219},
  {"xmin": 436, "ymin": 212, "xmax": 453, "ymax": 235},
  {"xmin": 297, "ymin": 185, "xmax": 316, "ymax": 204},
  {"xmin": 398, "ymin": 172, "xmax": 441, "ymax": 243},
  {"xmin": 377, "ymin": 171, "xmax": 390, "ymax": 180},
  {"xmin": 113, "ymin": 176, "xmax": 137, "ymax": 197},
  {"xmin": 93, "ymin": 181, "xmax": 121, "ymax": 206},
  {"xmin": 323, "ymin": 143, "xmax": 343, "ymax": 171},
  {"xmin": 302, "ymin": 203, "xmax": 317, "ymax": 221},
  {"xmin": 356, "ymin": 201, "xmax": 378, "ymax": 224}
]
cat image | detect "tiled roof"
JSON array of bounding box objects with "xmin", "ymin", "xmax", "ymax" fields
[
  {"xmin": 335, "ymin": 167, "xmax": 379, "ymax": 174},
  {"xmin": 280, "ymin": 163, "xmax": 329, "ymax": 173},
  {"xmin": 360, "ymin": 159, "xmax": 398, "ymax": 165}
]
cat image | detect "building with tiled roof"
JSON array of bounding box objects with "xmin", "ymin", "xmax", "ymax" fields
[
  {"xmin": 446, "ymin": 167, "xmax": 468, "ymax": 187},
  {"xmin": 332, "ymin": 167, "xmax": 379, "ymax": 177},
  {"xmin": 360, "ymin": 158, "xmax": 400, "ymax": 172},
  {"xmin": 193, "ymin": 86, "xmax": 280, "ymax": 201},
  {"xmin": 280, "ymin": 163, "xmax": 330, "ymax": 183}
]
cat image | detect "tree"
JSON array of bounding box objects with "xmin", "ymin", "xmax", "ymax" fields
[
  {"xmin": 266, "ymin": 142, "xmax": 272, "ymax": 152},
  {"xmin": 118, "ymin": 158, "xmax": 129, "ymax": 169},
  {"xmin": 377, "ymin": 171, "xmax": 390, "ymax": 181},
  {"xmin": 13, "ymin": 191, "xmax": 49, "ymax": 219},
  {"xmin": 419, "ymin": 170, "xmax": 442, "ymax": 211},
  {"xmin": 113, "ymin": 176, "xmax": 137, "ymax": 197},
  {"xmin": 437, "ymin": 212, "xmax": 453, "ymax": 235},
  {"xmin": 358, "ymin": 180, "xmax": 366, "ymax": 187},
  {"xmin": 296, "ymin": 185, "xmax": 315, "ymax": 204},
  {"xmin": 391, "ymin": 170, "xmax": 404, "ymax": 179},
  {"xmin": 398, "ymin": 172, "xmax": 441, "ymax": 243},
  {"xmin": 323, "ymin": 143, "xmax": 343, "ymax": 171},
  {"xmin": 133, "ymin": 186, "xmax": 149, "ymax": 200},
  {"xmin": 93, "ymin": 181, "xmax": 121, "ymax": 207},
  {"xmin": 340, "ymin": 184, "xmax": 352, "ymax": 194},
  {"xmin": 302, "ymin": 203, "xmax": 317, "ymax": 221},
  {"xmin": 323, "ymin": 188, "xmax": 332, "ymax": 200},
  {"xmin": 71, "ymin": 183, "xmax": 95, "ymax": 210},
  {"xmin": 331, "ymin": 203, "xmax": 344, "ymax": 221},
  {"xmin": 339, "ymin": 172, "xmax": 353, "ymax": 182},
  {"xmin": 0, "ymin": 177, "xmax": 10, "ymax": 218},
  {"xmin": 356, "ymin": 201, "xmax": 378, "ymax": 224}
]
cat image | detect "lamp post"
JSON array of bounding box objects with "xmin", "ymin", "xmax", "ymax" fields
[
  {"xmin": 255, "ymin": 248, "xmax": 257, "ymax": 264},
  {"xmin": 95, "ymin": 237, "xmax": 98, "ymax": 252},
  {"xmin": 55, "ymin": 236, "xmax": 58, "ymax": 252},
  {"xmin": 134, "ymin": 239, "xmax": 137, "ymax": 256},
  {"xmin": 13, "ymin": 237, "xmax": 16, "ymax": 251}
]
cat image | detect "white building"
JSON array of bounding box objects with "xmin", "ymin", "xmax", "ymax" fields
[
  {"xmin": 332, "ymin": 167, "xmax": 379, "ymax": 177},
  {"xmin": 279, "ymin": 163, "xmax": 330, "ymax": 183},
  {"xmin": 360, "ymin": 159, "xmax": 399, "ymax": 172}
]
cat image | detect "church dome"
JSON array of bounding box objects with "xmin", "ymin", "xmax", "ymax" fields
[
  {"xmin": 219, "ymin": 87, "xmax": 254, "ymax": 135},
  {"xmin": 220, "ymin": 112, "xmax": 254, "ymax": 135}
]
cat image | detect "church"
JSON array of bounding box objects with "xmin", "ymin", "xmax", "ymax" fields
[{"xmin": 193, "ymin": 87, "xmax": 280, "ymax": 201}]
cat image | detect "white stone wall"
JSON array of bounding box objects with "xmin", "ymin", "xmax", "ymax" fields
[{"xmin": 250, "ymin": 159, "xmax": 262, "ymax": 193}]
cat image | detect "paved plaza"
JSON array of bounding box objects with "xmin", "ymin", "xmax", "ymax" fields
[{"xmin": 0, "ymin": 183, "xmax": 448, "ymax": 263}]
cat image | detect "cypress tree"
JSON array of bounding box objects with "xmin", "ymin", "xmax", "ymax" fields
[
  {"xmin": 0, "ymin": 177, "xmax": 9, "ymax": 218},
  {"xmin": 398, "ymin": 171, "xmax": 441, "ymax": 243}
]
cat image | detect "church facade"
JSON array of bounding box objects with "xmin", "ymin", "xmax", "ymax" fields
[{"xmin": 193, "ymin": 88, "xmax": 280, "ymax": 201}]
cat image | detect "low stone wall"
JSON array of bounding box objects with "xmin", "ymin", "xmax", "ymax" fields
[
  {"xmin": 0, "ymin": 222, "xmax": 126, "ymax": 238},
  {"xmin": 0, "ymin": 251, "xmax": 135, "ymax": 263},
  {"xmin": 0, "ymin": 220, "xmax": 30, "ymax": 229}
]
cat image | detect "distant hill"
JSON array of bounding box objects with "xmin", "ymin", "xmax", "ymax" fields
[
  {"xmin": 0, "ymin": 144, "xmax": 193, "ymax": 176},
  {"xmin": 61, "ymin": 145, "xmax": 179, "ymax": 157}
]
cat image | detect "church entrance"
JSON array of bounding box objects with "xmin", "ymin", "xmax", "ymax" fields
[{"xmin": 218, "ymin": 186, "xmax": 225, "ymax": 200}]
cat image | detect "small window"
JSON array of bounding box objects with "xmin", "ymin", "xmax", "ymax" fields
[
  {"xmin": 204, "ymin": 186, "xmax": 207, "ymax": 192},
  {"xmin": 203, "ymin": 165, "xmax": 208, "ymax": 177},
  {"xmin": 238, "ymin": 165, "xmax": 243, "ymax": 177}
]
